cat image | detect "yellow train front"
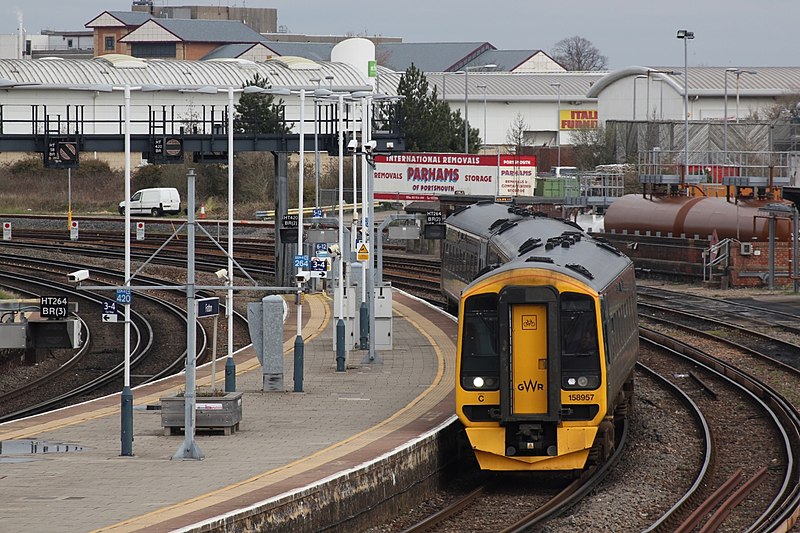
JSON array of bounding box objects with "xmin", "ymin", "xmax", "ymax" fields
[{"xmin": 447, "ymin": 202, "xmax": 638, "ymax": 471}]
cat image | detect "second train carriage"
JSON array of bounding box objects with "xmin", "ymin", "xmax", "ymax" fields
[{"xmin": 445, "ymin": 201, "xmax": 638, "ymax": 471}]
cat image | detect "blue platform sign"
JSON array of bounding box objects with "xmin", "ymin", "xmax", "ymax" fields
[
  {"xmin": 115, "ymin": 288, "xmax": 132, "ymax": 305},
  {"xmin": 312, "ymin": 208, "xmax": 324, "ymax": 218},
  {"xmin": 196, "ymin": 297, "xmax": 220, "ymax": 318},
  {"xmin": 294, "ymin": 254, "xmax": 309, "ymax": 268},
  {"xmin": 315, "ymin": 242, "xmax": 328, "ymax": 257}
]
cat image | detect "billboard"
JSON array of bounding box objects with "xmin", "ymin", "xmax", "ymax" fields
[
  {"xmin": 559, "ymin": 110, "xmax": 598, "ymax": 130},
  {"xmin": 374, "ymin": 153, "xmax": 537, "ymax": 201}
]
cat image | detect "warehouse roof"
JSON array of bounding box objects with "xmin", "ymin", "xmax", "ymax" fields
[
  {"xmin": 378, "ymin": 42, "xmax": 496, "ymax": 72},
  {"xmin": 587, "ymin": 66, "xmax": 800, "ymax": 98},
  {"xmin": 0, "ymin": 56, "xmax": 370, "ymax": 91},
  {"xmin": 377, "ymin": 69, "xmax": 604, "ymax": 103}
]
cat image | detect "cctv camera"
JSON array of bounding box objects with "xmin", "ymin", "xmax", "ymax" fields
[
  {"xmin": 296, "ymin": 271, "xmax": 310, "ymax": 283},
  {"xmin": 364, "ymin": 140, "xmax": 377, "ymax": 152},
  {"xmin": 67, "ymin": 269, "xmax": 89, "ymax": 283},
  {"xmin": 214, "ymin": 268, "xmax": 229, "ymax": 281},
  {"xmin": 328, "ymin": 244, "xmax": 341, "ymax": 257},
  {"xmin": 347, "ymin": 139, "xmax": 358, "ymax": 152}
]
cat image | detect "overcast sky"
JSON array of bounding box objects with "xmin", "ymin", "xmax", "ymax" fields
[{"xmin": 5, "ymin": 0, "xmax": 798, "ymax": 69}]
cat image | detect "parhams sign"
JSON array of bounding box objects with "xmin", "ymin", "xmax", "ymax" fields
[{"xmin": 374, "ymin": 153, "xmax": 537, "ymax": 201}]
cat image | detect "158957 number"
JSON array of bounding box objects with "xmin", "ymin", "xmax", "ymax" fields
[{"xmin": 568, "ymin": 393, "xmax": 594, "ymax": 402}]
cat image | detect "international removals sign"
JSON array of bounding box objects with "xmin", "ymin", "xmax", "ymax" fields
[{"xmin": 374, "ymin": 153, "xmax": 537, "ymax": 201}]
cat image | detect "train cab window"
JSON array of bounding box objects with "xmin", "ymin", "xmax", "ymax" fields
[
  {"xmin": 560, "ymin": 293, "xmax": 601, "ymax": 386},
  {"xmin": 460, "ymin": 293, "xmax": 499, "ymax": 390}
]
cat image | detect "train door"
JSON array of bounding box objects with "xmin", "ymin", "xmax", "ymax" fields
[
  {"xmin": 498, "ymin": 286, "xmax": 561, "ymax": 457},
  {"xmin": 510, "ymin": 303, "xmax": 548, "ymax": 415}
]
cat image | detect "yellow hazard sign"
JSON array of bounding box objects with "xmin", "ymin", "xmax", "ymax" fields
[{"xmin": 356, "ymin": 243, "xmax": 369, "ymax": 261}]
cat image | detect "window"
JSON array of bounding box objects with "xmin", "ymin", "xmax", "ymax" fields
[
  {"xmin": 131, "ymin": 43, "xmax": 176, "ymax": 58},
  {"xmin": 67, "ymin": 39, "xmax": 73, "ymax": 48},
  {"xmin": 460, "ymin": 293, "xmax": 500, "ymax": 390},
  {"xmin": 104, "ymin": 36, "xmax": 114, "ymax": 51},
  {"xmin": 560, "ymin": 293, "xmax": 600, "ymax": 372}
]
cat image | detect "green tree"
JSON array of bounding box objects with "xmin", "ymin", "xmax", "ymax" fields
[
  {"xmin": 396, "ymin": 64, "xmax": 482, "ymax": 153},
  {"xmin": 234, "ymin": 73, "xmax": 290, "ymax": 134}
]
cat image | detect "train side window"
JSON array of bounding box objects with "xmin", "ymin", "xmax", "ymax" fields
[
  {"xmin": 560, "ymin": 293, "xmax": 600, "ymax": 373},
  {"xmin": 460, "ymin": 293, "xmax": 499, "ymax": 376}
]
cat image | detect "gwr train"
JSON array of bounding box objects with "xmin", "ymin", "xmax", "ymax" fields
[{"xmin": 443, "ymin": 201, "xmax": 638, "ymax": 471}]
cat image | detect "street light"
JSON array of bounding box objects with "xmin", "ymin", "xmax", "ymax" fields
[
  {"xmin": 644, "ymin": 70, "xmax": 680, "ymax": 121},
  {"xmin": 477, "ymin": 84, "xmax": 487, "ymax": 147},
  {"xmin": 336, "ymin": 92, "xmax": 347, "ymax": 371},
  {"xmin": 550, "ymin": 82, "xmax": 562, "ymax": 168},
  {"xmin": 461, "ymin": 64, "xmax": 496, "ymax": 153},
  {"xmin": 310, "ymin": 78, "xmax": 321, "ymax": 207},
  {"xmin": 723, "ymin": 67, "xmax": 738, "ymax": 163},
  {"xmin": 677, "ymin": 29, "xmax": 695, "ymax": 184},
  {"xmin": 633, "ymin": 75, "xmax": 647, "ymax": 121},
  {"xmin": 735, "ymin": 69, "xmax": 757, "ymax": 123}
]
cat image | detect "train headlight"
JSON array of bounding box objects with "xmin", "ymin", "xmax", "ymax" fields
[
  {"xmin": 461, "ymin": 375, "xmax": 499, "ymax": 391},
  {"xmin": 563, "ymin": 374, "xmax": 599, "ymax": 390}
]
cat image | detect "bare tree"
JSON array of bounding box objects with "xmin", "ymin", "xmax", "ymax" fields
[
  {"xmin": 551, "ymin": 36, "xmax": 608, "ymax": 71},
  {"xmin": 505, "ymin": 113, "xmax": 531, "ymax": 154}
]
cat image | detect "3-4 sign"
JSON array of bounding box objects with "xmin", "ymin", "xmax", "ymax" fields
[{"xmin": 102, "ymin": 300, "xmax": 118, "ymax": 323}]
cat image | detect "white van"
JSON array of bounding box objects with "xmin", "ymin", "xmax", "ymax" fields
[
  {"xmin": 553, "ymin": 166, "xmax": 578, "ymax": 176},
  {"xmin": 119, "ymin": 188, "xmax": 181, "ymax": 216}
]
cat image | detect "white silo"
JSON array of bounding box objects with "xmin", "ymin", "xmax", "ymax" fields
[{"xmin": 331, "ymin": 38, "xmax": 376, "ymax": 89}]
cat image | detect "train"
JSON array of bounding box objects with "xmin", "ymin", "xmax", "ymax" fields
[{"xmin": 443, "ymin": 201, "xmax": 638, "ymax": 471}]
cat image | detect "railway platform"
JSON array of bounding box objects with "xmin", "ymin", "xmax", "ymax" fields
[{"xmin": 0, "ymin": 291, "xmax": 458, "ymax": 532}]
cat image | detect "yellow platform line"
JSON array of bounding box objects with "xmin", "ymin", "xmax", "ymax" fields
[
  {"xmin": 96, "ymin": 297, "xmax": 456, "ymax": 532},
  {"xmin": 0, "ymin": 294, "xmax": 330, "ymax": 441}
]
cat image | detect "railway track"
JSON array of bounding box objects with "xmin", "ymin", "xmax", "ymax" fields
[
  {"xmin": 4, "ymin": 221, "xmax": 800, "ymax": 530},
  {"xmin": 0, "ymin": 253, "xmax": 250, "ymax": 422}
]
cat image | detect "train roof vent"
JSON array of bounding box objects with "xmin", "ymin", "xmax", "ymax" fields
[
  {"xmin": 566, "ymin": 263, "xmax": 594, "ymax": 279},
  {"xmin": 562, "ymin": 231, "xmax": 582, "ymax": 241},
  {"xmin": 496, "ymin": 221, "xmax": 518, "ymax": 234},
  {"xmin": 518, "ymin": 237, "xmax": 542, "ymax": 256},
  {"xmin": 451, "ymin": 205, "xmax": 471, "ymax": 217},
  {"xmin": 489, "ymin": 218, "xmax": 508, "ymax": 230},
  {"xmin": 545, "ymin": 237, "xmax": 561, "ymax": 250},
  {"xmin": 595, "ymin": 241, "xmax": 622, "ymax": 256},
  {"xmin": 525, "ymin": 256, "xmax": 554, "ymax": 264},
  {"xmin": 473, "ymin": 263, "xmax": 501, "ymax": 280}
]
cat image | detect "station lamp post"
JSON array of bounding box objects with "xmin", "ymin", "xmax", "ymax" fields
[
  {"xmin": 734, "ymin": 69, "xmax": 757, "ymax": 123},
  {"xmin": 80, "ymin": 83, "xmax": 162, "ymax": 456},
  {"xmin": 677, "ymin": 29, "xmax": 695, "ymax": 183},
  {"xmin": 550, "ymin": 82, "xmax": 562, "ymax": 168},
  {"xmin": 461, "ymin": 64, "xmax": 496, "ymax": 153},
  {"xmin": 632, "ymin": 75, "xmax": 647, "ymax": 121},
  {"xmin": 477, "ymin": 84, "xmax": 487, "ymax": 147}
]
